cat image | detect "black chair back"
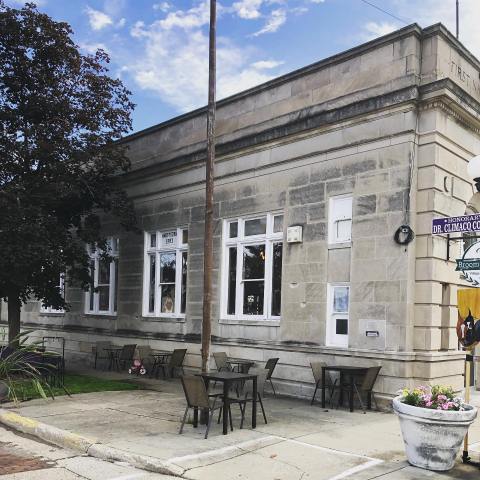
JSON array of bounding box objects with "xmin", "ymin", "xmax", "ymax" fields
[
  {"xmin": 265, "ymin": 358, "xmax": 279, "ymax": 380},
  {"xmin": 169, "ymin": 348, "xmax": 187, "ymax": 368}
]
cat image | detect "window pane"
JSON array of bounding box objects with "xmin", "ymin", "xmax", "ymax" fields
[
  {"xmin": 182, "ymin": 229, "xmax": 188, "ymax": 245},
  {"xmin": 273, "ymin": 215, "xmax": 284, "ymax": 233},
  {"xmin": 333, "ymin": 287, "xmax": 349, "ymax": 313},
  {"xmin": 113, "ymin": 259, "xmax": 118, "ymax": 312},
  {"xmin": 181, "ymin": 252, "xmax": 187, "ymax": 314},
  {"xmin": 160, "ymin": 252, "xmax": 176, "ymax": 283},
  {"xmin": 98, "ymin": 286, "xmax": 110, "ymax": 311},
  {"xmin": 99, "ymin": 258, "xmax": 110, "ymax": 284},
  {"xmin": 148, "ymin": 255, "xmax": 156, "ymax": 313},
  {"xmin": 150, "ymin": 233, "xmax": 157, "ymax": 248},
  {"xmin": 271, "ymin": 243, "xmax": 282, "ymax": 316},
  {"xmin": 243, "ymin": 244, "xmax": 265, "ymax": 280},
  {"xmin": 227, "ymin": 247, "xmax": 237, "ymax": 315},
  {"xmin": 161, "ymin": 231, "xmax": 177, "ymax": 248},
  {"xmin": 89, "ymin": 260, "xmax": 95, "ymax": 311},
  {"xmin": 336, "ymin": 219, "xmax": 352, "ymax": 242},
  {"xmin": 111, "ymin": 238, "xmax": 119, "ymax": 254},
  {"xmin": 161, "ymin": 284, "xmax": 175, "ymax": 313},
  {"xmin": 243, "ymin": 280, "xmax": 264, "ymax": 315},
  {"xmin": 229, "ymin": 221, "xmax": 238, "ymax": 238},
  {"xmin": 245, "ymin": 218, "xmax": 266, "ymax": 236},
  {"xmin": 336, "ymin": 318, "xmax": 348, "ymax": 335}
]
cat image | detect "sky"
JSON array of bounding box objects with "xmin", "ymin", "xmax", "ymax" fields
[{"xmin": 5, "ymin": 0, "xmax": 480, "ymax": 134}]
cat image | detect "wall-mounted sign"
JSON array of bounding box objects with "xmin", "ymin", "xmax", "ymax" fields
[
  {"xmin": 457, "ymin": 242, "xmax": 480, "ymax": 286},
  {"xmin": 432, "ymin": 213, "xmax": 480, "ymax": 235},
  {"xmin": 456, "ymin": 258, "xmax": 480, "ymax": 271},
  {"xmin": 287, "ymin": 225, "xmax": 303, "ymax": 243},
  {"xmin": 365, "ymin": 331, "xmax": 379, "ymax": 337},
  {"xmin": 457, "ymin": 289, "xmax": 480, "ymax": 350}
]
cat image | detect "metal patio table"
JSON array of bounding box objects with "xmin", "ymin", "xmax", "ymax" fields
[
  {"xmin": 196, "ymin": 371, "xmax": 258, "ymax": 435},
  {"xmin": 227, "ymin": 358, "xmax": 255, "ymax": 373},
  {"xmin": 321, "ymin": 365, "xmax": 369, "ymax": 412}
]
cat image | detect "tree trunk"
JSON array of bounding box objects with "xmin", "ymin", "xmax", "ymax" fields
[
  {"xmin": 7, "ymin": 295, "xmax": 21, "ymax": 346},
  {"xmin": 201, "ymin": 0, "xmax": 216, "ymax": 373}
]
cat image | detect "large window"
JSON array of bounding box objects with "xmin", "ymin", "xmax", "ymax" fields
[
  {"xmin": 143, "ymin": 228, "xmax": 188, "ymax": 318},
  {"xmin": 85, "ymin": 238, "xmax": 119, "ymax": 315},
  {"xmin": 328, "ymin": 195, "xmax": 352, "ymax": 244},
  {"xmin": 222, "ymin": 214, "xmax": 283, "ymax": 320},
  {"xmin": 326, "ymin": 284, "xmax": 349, "ymax": 347},
  {"xmin": 40, "ymin": 275, "xmax": 65, "ymax": 314}
]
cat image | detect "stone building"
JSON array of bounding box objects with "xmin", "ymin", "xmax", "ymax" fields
[{"xmin": 5, "ymin": 22, "xmax": 480, "ymax": 402}]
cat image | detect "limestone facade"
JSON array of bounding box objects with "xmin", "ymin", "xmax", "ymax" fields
[{"xmin": 5, "ymin": 23, "xmax": 480, "ymax": 402}]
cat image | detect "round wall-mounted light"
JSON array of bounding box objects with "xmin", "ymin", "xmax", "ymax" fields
[{"xmin": 467, "ymin": 155, "xmax": 480, "ymax": 191}]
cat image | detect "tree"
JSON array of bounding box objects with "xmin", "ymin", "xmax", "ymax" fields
[{"xmin": 0, "ymin": 2, "xmax": 136, "ymax": 344}]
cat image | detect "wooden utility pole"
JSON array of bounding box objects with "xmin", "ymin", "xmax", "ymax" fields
[
  {"xmin": 201, "ymin": 0, "xmax": 216, "ymax": 373},
  {"xmin": 456, "ymin": 0, "xmax": 459, "ymax": 39}
]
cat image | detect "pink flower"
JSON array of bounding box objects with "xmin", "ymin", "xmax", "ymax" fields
[{"xmin": 425, "ymin": 401, "xmax": 433, "ymax": 407}]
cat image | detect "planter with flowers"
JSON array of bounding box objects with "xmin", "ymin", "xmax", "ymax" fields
[{"xmin": 393, "ymin": 385, "xmax": 477, "ymax": 471}]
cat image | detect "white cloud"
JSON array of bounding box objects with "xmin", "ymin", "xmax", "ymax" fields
[
  {"xmin": 253, "ymin": 8, "xmax": 286, "ymax": 36},
  {"xmin": 362, "ymin": 21, "xmax": 399, "ymax": 40},
  {"xmin": 116, "ymin": 17, "xmax": 126, "ymax": 28},
  {"xmin": 85, "ymin": 6, "xmax": 113, "ymax": 30},
  {"xmin": 309, "ymin": 0, "xmax": 325, "ymax": 3},
  {"xmin": 79, "ymin": 42, "xmax": 110, "ymax": 55},
  {"xmin": 251, "ymin": 59, "xmax": 284, "ymax": 69},
  {"xmin": 157, "ymin": 1, "xmax": 210, "ymax": 30},
  {"xmin": 124, "ymin": 7, "xmax": 283, "ymax": 112},
  {"xmin": 104, "ymin": 0, "xmax": 126, "ymax": 17},
  {"xmin": 233, "ymin": 0, "xmax": 263, "ymax": 19},
  {"xmin": 153, "ymin": 2, "xmax": 172, "ymax": 12}
]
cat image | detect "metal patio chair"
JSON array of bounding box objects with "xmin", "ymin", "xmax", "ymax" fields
[
  {"xmin": 229, "ymin": 367, "xmax": 268, "ymax": 428},
  {"xmin": 264, "ymin": 358, "xmax": 279, "ymax": 396},
  {"xmin": 156, "ymin": 348, "xmax": 187, "ymax": 378},
  {"xmin": 337, "ymin": 366, "xmax": 382, "ymax": 413},
  {"xmin": 213, "ymin": 352, "xmax": 232, "ymax": 372},
  {"xmin": 92, "ymin": 341, "xmax": 112, "ymax": 370},
  {"xmin": 179, "ymin": 376, "xmax": 230, "ymax": 439},
  {"xmin": 310, "ymin": 362, "xmax": 338, "ymax": 406},
  {"xmin": 117, "ymin": 344, "xmax": 137, "ymax": 371}
]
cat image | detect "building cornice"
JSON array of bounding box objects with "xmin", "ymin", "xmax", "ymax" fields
[{"xmin": 122, "ymin": 85, "xmax": 419, "ymax": 185}]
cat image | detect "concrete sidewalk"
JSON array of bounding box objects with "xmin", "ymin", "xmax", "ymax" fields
[{"xmin": 2, "ymin": 370, "xmax": 480, "ymax": 479}]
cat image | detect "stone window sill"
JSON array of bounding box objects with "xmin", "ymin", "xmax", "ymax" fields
[
  {"xmin": 219, "ymin": 318, "xmax": 281, "ymax": 327},
  {"xmin": 142, "ymin": 316, "xmax": 186, "ymax": 324}
]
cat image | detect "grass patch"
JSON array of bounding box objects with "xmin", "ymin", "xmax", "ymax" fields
[{"xmin": 9, "ymin": 374, "xmax": 139, "ymax": 401}]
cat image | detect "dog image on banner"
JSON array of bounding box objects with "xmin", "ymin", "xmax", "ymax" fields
[{"xmin": 457, "ymin": 289, "xmax": 480, "ymax": 349}]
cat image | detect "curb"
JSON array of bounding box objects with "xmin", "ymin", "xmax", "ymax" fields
[{"xmin": 0, "ymin": 408, "xmax": 185, "ymax": 477}]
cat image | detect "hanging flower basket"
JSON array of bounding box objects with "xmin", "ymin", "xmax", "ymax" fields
[{"xmin": 393, "ymin": 386, "xmax": 477, "ymax": 471}]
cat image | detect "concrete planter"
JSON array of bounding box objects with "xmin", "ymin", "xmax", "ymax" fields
[{"xmin": 393, "ymin": 396, "xmax": 477, "ymax": 471}]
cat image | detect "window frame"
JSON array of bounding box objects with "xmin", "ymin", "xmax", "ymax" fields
[
  {"xmin": 328, "ymin": 194, "xmax": 353, "ymax": 245},
  {"xmin": 40, "ymin": 274, "xmax": 65, "ymax": 314},
  {"xmin": 142, "ymin": 227, "xmax": 188, "ymax": 319},
  {"xmin": 221, "ymin": 213, "xmax": 283, "ymax": 321},
  {"xmin": 326, "ymin": 283, "xmax": 350, "ymax": 348},
  {"xmin": 85, "ymin": 238, "xmax": 119, "ymax": 316}
]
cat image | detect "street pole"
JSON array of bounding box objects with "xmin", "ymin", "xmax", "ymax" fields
[
  {"xmin": 456, "ymin": 0, "xmax": 459, "ymax": 39},
  {"xmin": 201, "ymin": 0, "xmax": 216, "ymax": 373}
]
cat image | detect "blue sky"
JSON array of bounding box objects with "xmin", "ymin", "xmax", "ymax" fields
[{"xmin": 6, "ymin": 0, "xmax": 480, "ymax": 133}]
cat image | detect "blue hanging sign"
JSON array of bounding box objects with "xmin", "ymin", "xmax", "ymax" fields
[{"xmin": 432, "ymin": 214, "xmax": 480, "ymax": 235}]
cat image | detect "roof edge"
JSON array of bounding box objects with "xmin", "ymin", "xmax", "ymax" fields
[{"xmin": 121, "ymin": 23, "xmax": 422, "ymax": 144}]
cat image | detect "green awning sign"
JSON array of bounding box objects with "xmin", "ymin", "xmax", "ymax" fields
[{"xmin": 456, "ymin": 258, "xmax": 480, "ymax": 271}]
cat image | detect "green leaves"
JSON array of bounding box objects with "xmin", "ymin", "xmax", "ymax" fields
[{"xmin": 0, "ymin": 1, "xmax": 136, "ymax": 316}]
